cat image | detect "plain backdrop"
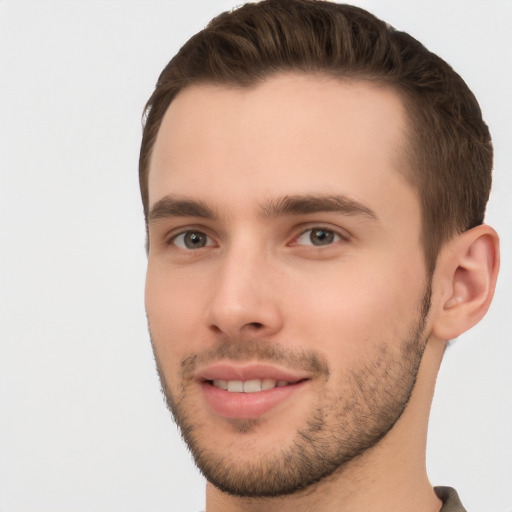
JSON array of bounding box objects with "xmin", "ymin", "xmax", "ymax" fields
[{"xmin": 0, "ymin": 1, "xmax": 511, "ymax": 511}]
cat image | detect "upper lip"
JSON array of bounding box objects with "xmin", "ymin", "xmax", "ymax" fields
[{"xmin": 197, "ymin": 362, "xmax": 311, "ymax": 383}]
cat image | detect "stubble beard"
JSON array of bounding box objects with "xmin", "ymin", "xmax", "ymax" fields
[{"xmin": 151, "ymin": 285, "xmax": 432, "ymax": 498}]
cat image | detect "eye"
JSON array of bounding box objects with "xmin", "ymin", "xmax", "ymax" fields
[
  {"xmin": 171, "ymin": 230, "xmax": 214, "ymax": 250},
  {"xmin": 295, "ymin": 227, "xmax": 342, "ymax": 246}
]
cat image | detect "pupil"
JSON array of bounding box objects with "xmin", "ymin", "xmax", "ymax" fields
[{"xmin": 311, "ymin": 229, "xmax": 333, "ymax": 245}]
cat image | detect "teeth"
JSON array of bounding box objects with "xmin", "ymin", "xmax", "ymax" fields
[
  {"xmin": 227, "ymin": 380, "xmax": 244, "ymax": 392},
  {"xmin": 243, "ymin": 380, "xmax": 262, "ymax": 393},
  {"xmin": 212, "ymin": 379, "xmax": 291, "ymax": 393},
  {"xmin": 262, "ymin": 379, "xmax": 277, "ymax": 390},
  {"xmin": 213, "ymin": 379, "xmax": 228, "ymax": 390}
]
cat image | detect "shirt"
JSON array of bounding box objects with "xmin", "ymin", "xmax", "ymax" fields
[{"xmin": 436, "ymin": 486, "xmax": 467, "ymax": 512}]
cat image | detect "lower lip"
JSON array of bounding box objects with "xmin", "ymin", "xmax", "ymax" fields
[{"xmin": 201, "ymin": 380, "xmax": 308, "ymax": 419}]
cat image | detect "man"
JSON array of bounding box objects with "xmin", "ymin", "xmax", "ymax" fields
[{"xmin": 139, "ymin": 1, "xmax": 499, "ymax": 510}]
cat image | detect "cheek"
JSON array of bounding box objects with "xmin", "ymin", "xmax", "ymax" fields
[
  {"xmin": 284, "ymin": 256, "xmax": 426, "ymax": 359},
  {"xmin": 145, "ymin": 262, "xmax": 209, "ymax": 362}
]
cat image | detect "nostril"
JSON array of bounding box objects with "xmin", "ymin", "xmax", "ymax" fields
[
  {"xmin": 248, "ymin": 322, "xmax": 264, "ymax": 329},
  {"xmin": 209, "ymin": 325, "xmax": 223, "ymax": 334}
]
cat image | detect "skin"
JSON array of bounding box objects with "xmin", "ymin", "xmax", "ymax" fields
[{"xmin": 145, "ymin": 74, "xmax": 499, "ymax": 512}]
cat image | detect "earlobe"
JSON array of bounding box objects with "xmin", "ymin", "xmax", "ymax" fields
[{"xmin": 432, "ymin": 224, "xmax": 500, "ymax": 341}]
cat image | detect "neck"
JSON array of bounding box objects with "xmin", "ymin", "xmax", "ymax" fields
[{"xmin": 205, "ymin": 338, "xmax": 446, "ymax": 512}]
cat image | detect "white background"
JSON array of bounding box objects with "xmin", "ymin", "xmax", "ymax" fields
[{"xmin": 0, "ymin": 1, "xmax": 511, "ymax": 511}]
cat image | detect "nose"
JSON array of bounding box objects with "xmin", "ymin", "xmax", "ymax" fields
[{"xmin": 206, "ymin": 243, "xmax": 283, "ymax": 340}]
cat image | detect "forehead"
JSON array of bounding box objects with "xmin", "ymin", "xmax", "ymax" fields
[{"xmin": 148, "ymin": 73, "xmax": 415, "ymax": 221}]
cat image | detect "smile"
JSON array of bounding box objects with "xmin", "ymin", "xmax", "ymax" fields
[
  {"xmin": 197, "ymin": 363, "xmax": 312, "ymax": 419},
  {"xmin": 201, "ymin": 379, "xmax": 309, "ymax": 419}
]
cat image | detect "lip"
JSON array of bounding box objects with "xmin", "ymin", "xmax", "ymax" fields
[
  {"xmin": 197, "ymin": 362, "xmax": 310, "ymax": 383},
  {"xmin": 197, "ymin": 362, "xmax": 311, "ymax": 420}
]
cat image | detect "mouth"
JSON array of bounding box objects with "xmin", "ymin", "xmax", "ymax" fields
[{"xmin": 197, "ymin": 363, "xmax": 312, "ymax": 419}]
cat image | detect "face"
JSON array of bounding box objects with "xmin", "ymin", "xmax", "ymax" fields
[{"xmin": 145, "ymin": 74, "xmax": 431, "ymax": 497}]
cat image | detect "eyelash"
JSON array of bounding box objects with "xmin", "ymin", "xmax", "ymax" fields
[
  {"xmin": 293, "ymin": 226, "xmax": 348, "ymax": 247},
  {"xmin": 169, "ymin": 230, "xmax": 215, "ymax": 250}
]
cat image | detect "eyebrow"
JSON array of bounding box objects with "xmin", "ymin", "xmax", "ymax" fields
[
  {"xmin": 148, "ymin": 193, "xmax": 378, "ymax": 224},
  {"xmin": 148, "ymin": 196, "xmax": 216, "ymax": 224},
  {"xmin": 260, "ymin": 194, "xmax": 378, "ymax": 221}
]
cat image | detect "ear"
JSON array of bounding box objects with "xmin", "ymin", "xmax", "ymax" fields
[{"xmin": 431, "ymin": 224, "xmax": 500, "ymax": 341}]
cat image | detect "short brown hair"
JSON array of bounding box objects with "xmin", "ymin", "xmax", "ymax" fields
[{"xmin": 139, "ymin": 0, "xmax": 492, "ymax": 273}]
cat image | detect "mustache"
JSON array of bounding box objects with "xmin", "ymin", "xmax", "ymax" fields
[{"xmin": 179, "ymin": 340, "xmax": 330, "ymax": 381}]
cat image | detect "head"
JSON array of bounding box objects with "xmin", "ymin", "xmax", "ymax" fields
[{"xmin": 140, "ymin": 0, "xmax": 498, "ymax": 501}]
